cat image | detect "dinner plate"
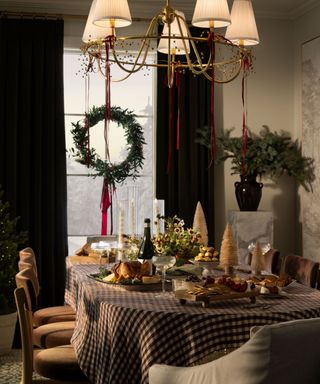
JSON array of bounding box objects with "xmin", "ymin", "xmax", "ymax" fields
[{"xmin": 88, "ymin": 273, "xmax": 165, "ymax": 292}]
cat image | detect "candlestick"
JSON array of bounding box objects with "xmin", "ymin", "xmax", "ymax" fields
[
  {"xmin": 130, "ymin": 198, "xmax": 135, "ymax": 238},
  {"xmin": 118, "ymin": 206, "xmax": 124, "ymax": 248}
]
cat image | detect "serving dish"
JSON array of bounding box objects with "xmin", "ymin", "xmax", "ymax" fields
[
  {"xmin": 88, "ymin": 273, "xmax": 165, "ymax": 292},
  {"xmin": 174, "ymin": 282, "xmax": 260, "ymax": 308}
]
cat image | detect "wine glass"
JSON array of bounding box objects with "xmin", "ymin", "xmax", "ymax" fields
[{"xmin": 152, "ymin": 255, "xmax": 176, "ymax": 294}]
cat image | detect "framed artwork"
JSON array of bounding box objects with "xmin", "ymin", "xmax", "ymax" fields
[{"xmin": 302, "ymin": 35, "xmax": 320, "ymax": 262}]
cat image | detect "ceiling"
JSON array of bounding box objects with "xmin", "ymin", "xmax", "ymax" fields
[{"xmin": 0, "ymin": 0, "xmax": 318, "ymax": 20}]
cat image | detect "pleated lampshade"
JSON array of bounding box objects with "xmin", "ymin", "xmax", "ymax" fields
[
  {"xmin": 225, "ymin": 0, "xmax": 259, "ymax": 46},
  {"xmin": 93, "ymin": 0, "xmax": 132, "ymax": 28},
  {"xmin": 192, "ymin": 0, "xmax": 231, "ymax": 28},
  {"xmin": 158, "ymin": 11, "xmax": 190, "ymax": 55},
  {"xmin": 82, "ymin": 0, "xmax": 114, "ymax": 42}
]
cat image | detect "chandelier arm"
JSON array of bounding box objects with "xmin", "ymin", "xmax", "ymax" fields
[
  {"xmin": 202, "ymin": 60, "xmax": 242, "ymax": 83},
  {"xmin": 111, "ymin": 15, "xmax": 159, "ymax": 77},
  {"xmin": 175, "ymin": 14, "xmax": 212, "ymax": 76}
]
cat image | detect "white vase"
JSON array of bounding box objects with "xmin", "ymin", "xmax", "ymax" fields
[{"xmin": 0, "ymin": 312, "xmax": 17, "ymax": 355}]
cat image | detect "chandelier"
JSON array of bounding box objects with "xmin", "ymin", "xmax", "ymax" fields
[{"xmin": 82, "ymin": 0, "xmax": 260, "ymax": 87}]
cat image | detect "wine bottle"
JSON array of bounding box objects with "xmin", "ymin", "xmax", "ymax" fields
[{"xmin": 138, "ymin": 218, "xmax": 155, "ymax": 275}]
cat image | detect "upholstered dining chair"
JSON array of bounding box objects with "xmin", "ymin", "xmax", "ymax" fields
[
  {"xmin": 16, "ymin": 268, "xmax": 75, "ymax": 348},
  {"xmin": 14, "ymin": 287, "xmax": 90, "ymax": 384},
  {"xmin": 149, "ymin": 317, "xmax": 320, "ymax": 384},
  {"xmin": 279, "ymin": 253, "xmax": 319, "ymax": 288},
  {"xmin": 19, "ymin": 248, "xmax": 38, "ymax": 276},
  {"xmin": 247, "ymin": 248, "xmax": 280, "ymax": 275},
  {"xmin": 18, "ymin": 247, "xmax": 76, "ymax": 326}
]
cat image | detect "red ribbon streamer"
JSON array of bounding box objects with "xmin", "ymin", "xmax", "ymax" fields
[
  {"xmin": 175, "ymin": 69, "xmax": 181, "ymax": 150},
  {"xmin": 166, "ymin": 83, "xmax": 174, "ymax": 174},
  {"xmin": 209, "ymin": 31, "xmax": 216, "ymax": 165},
  {"xmin": 241, "ymin": 54, "xmax": 252, "ymax": 175},
  {"xmin": 100, "ymin": 180, "xmax": 111, "ymax": 235},
  {"xmin": 104, "ymin": 36, "xmax": 115, "ymax": 162}
]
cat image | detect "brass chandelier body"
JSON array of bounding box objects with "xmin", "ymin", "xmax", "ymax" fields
[{"xmin": 82, "ymin": 0, "xmax": 259, "ymax": 87}]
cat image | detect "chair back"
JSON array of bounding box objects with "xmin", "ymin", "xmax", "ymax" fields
[
  {"xmin": 280, "ymin": 254, "xmax": 319, "ymax": 288},
  {"xmin": 149, "ymin": 318, "xmax": 320, "ymax": 384},
  {"xmin": 14, "ymin": 287, "xmax": 34, "ymax": 384},
  {"xmin": 18, "ymin": 260, "xmax": 40, "ymax": 296},
  {"xmin": 15, "ymin": 268, "xmax": 38, "ymax": 312},
  {"xmin": 19, "ymin": 247, "xmax": 38, "ymax": 277}
]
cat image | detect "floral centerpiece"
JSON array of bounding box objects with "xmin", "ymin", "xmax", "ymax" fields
[{"xmin": 152, "ymin": 215, "xmax": 202, "ymax": 265}]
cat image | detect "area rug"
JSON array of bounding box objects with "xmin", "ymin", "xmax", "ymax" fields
[{"xmin": 0, "ymin": 349, "xmax": 49, "ymax": 383}]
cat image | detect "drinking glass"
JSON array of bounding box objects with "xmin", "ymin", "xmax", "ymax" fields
[{"xmin": 152, "ymin": 255, "xmax": 176, "ymax": 294}]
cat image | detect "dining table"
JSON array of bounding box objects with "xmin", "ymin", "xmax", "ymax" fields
[{"xmin": 65, "ymin": 262, "xmax": 320, "ymax": 384}]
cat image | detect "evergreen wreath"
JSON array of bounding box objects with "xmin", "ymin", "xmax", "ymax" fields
[{"xmin": 70, "ymin": 105, "xmax": 145, "ymax": 186}]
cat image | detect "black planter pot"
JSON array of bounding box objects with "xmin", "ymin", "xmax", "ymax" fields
[{"xmin": 234, "ymin": 174, "xmax": 263, "ymax": 211}]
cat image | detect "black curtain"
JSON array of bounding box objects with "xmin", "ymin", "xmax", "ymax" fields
[
  {"xmin": 0, "ymin": 18, "xmax": 67, "ymax": 307},
  {"xmin": 156, "ymin": 58, "xmax": 215, "ymax": 243}
]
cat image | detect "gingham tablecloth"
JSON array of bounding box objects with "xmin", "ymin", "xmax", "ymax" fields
[{"xmin": 65, "ymin": 264, "xmax": 320, "ymax": 384}]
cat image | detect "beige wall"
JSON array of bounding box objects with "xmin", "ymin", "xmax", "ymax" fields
[
  {"xmin": 215, "ymin": 17, "xmax": 296, "ymax": 256},
  {"xmin": 215, "ymin": 6, "xmax": 320, "ymax": 257}
]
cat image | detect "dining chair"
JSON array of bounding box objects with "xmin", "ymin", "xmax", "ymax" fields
[
  {"xmin": 18, "ymin": 247, "xmax": 76, "ymax": 326},
  {"xmin": 15, "ymin": 268, "xmax": 75, "ymax": 348},
  {"xmin": 14, "ymin": 287, "xmax": 90, "ymax": 384},
  {"xmin": 20, "ymin": 248, "xmax": 38, "ymax": 276},
  {"xmin": 247, "ymin": 248, "xmax": 280, "ymax": 275},
  {"xmin": 149, "ymin": 317, "xmax": 320, "ymax": 384},
  {"xmin": 279, "ymin": 253, "xmax": 319, "ymax": 288}
]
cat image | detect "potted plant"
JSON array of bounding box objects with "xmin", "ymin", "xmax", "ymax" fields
[
  {"xmin": 197, "ymin": 126, "xmax": 315, "ymax": 210},
  {"xmin": 0, "ymin": 188, "xmax": 27, "ymax": 354}
]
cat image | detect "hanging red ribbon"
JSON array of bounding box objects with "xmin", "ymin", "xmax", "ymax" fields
[
  {"xmin": 176, "ymin": 68, "xmax": 181, "ymax": 150},
  {"xmin": 241, "ymin": 53, "xmax": 252, "ymax": 175},
  {"xmin": 100, "ymin": 179, "xmax": 111, "ymax": 235},
  {"xmin": 100, "ymin": 35, "xmax": 116, "ymax": 234},
  {"xmin": 208, "ymin": 31, "xmax": 216, "ymax": 165},
  {"xmin": 166, "ymin": 82, "xmax": 174, "ymax": 174},
  {"xmin": 104, "ymin": 35, "xmax": 115, "ymax": 162}
]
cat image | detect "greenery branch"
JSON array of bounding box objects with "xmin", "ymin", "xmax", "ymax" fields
[{"xmin": 196, "ymin": 125, "xmax": 315, "ymax": 192}]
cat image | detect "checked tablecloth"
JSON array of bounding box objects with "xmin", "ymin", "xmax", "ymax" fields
[{"xmin": 65, "ymin": 264, "xmax": 320, "ymax": 384}]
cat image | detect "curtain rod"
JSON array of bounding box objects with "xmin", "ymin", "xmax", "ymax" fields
[{"xmin": 0, "ymin": 10, "xmax": 150, "ymax": 22}]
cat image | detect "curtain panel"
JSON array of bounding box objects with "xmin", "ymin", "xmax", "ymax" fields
[
  {"xmin": 156, "ymin": 61, "xmax": 215, "ymax": 243},
  {"xmin": 0, "ymin": 18, "xmax": 67, "ymax": 307}
]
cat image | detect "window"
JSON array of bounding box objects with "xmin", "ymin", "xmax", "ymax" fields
[{"xmin": 64, "ymin": 50, "xmax": 155, "ymax": 254}]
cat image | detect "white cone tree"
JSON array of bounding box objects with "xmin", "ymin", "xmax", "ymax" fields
[{"xmin": 192, "ymin": 201, "xmax": 208, "ymax": 245}]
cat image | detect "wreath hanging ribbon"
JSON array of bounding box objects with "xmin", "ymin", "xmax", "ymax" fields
[{"xmin": 70, "ymin": 105, "xmax": 145, "ymax": 235}]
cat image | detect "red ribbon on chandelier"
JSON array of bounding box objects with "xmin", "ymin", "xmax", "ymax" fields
[
  {"xmin": 241, "ymin": 52, "xmax": 253, "ymax": 175},
  {"xmin": 208, "ymin": 30, "xmax": 216, "ymax": 165},
  {"xmin": 101, "ymin": 35, "xmax": 116, "ymax": 235}
]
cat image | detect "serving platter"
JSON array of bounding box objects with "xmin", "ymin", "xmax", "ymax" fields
[
  {"xmin": 88, "ymin": 273, "xmax": 165, "ymax": 292},
  {"xmin": 174, "ymin": 288, "xmax": 260, "ymax": 308},
  {"xmin": 259, "ymin": 291, "xmax": 289, "ymax": 299}
]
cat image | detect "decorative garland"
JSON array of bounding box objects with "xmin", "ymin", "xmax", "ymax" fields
[{"xmin": 70, "ymin": 105, "xmax": 145, "ymax": 187}]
